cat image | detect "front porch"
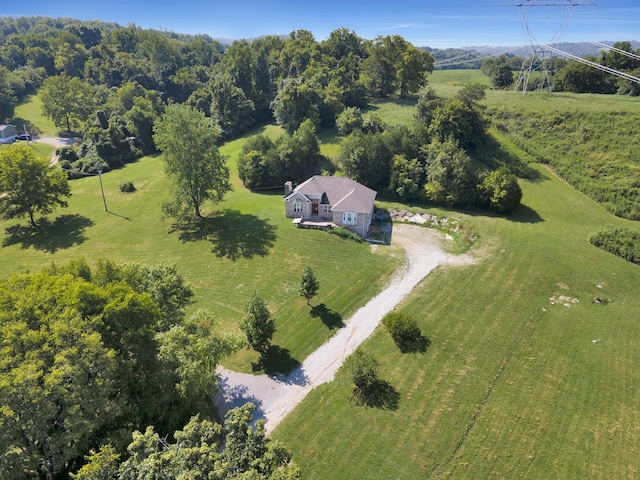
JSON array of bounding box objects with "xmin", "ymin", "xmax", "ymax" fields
[{"xmin": 292, "ymin": 217, "xmax": 335, "ymax": 231}]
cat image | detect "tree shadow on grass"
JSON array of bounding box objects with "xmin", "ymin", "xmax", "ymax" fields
[
  {"xmin": 3, "ymin": 214, "xmax": 94, "ymax": 253},
  {"xmin": 252, "ymin": 345, "xmax": 301, "ymax": 376},
  {"xmin": 172, "ymin": 209, "xmax": 277, "ymax": 260},
  {"xmin": 507, "ymin": 204, "xmax": 544, "ymax": 224},
  {"xmin": 395, "ymin": 334, "xmax": 431, "ymax": 354},
  {"xmin": 352, "ymin": 379, "xmax": 400, "ymax": 411},
  {"xmin": 310, "ymin": 303, "xmax": 344, "ymax": 330}
]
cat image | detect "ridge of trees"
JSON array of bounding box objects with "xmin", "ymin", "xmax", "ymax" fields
[{"xmin": 0, "ymin": 17, "xmax": 433, "ymax": 178}]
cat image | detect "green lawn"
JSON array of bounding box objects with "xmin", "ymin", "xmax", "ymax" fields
[
  {"xmin": 273, "ymin": 161, "xmax": 640, "ymax": 479},
  {"xmin": 12, "ymin": 94, "xmax": 58, "ymax": 136},
  {"xmin": 3, "ymin": 77, "xmax": 640, "ymax": 478},
  {"xmin": 0, "ymin": 129, "xmax": 399, "ymax": 375}
]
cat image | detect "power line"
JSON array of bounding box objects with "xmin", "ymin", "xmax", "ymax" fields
[
  {"xmin": 541, "ymin": 43, "xmax": 640, "ymax": 84},
  {"xmin": 500, "ymin": 0, "xmax": 598, "ymax": 93},
  {"xmin": 433, "ymin": 47, "xmax": 521, "ymax": 68},
  {"xmin": 591, "ymin": 41, "xmax": 640, "ymax": 62}
]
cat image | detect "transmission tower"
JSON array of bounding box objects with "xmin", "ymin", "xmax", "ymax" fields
[{"xmin": 501, "ymin": 1, "xmax": 597, "ymax": 94}]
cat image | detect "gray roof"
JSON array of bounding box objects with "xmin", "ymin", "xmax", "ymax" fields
[{"xmin": 288, "ymin": 176, "xmax": 376, "ymax": 214}]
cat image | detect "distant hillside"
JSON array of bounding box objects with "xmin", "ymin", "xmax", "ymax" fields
[{"xmin": 427, "ymin": 41, "xmax": 640, "ymax": 69}]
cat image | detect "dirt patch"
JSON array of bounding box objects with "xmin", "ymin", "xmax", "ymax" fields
[{"xmin": 216, "ymin": 224, "xmax": 474, "ymax": 433}]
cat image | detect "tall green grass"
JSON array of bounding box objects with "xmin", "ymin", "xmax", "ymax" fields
[{"xmin": 429, "ymin": 71, "xmax": 640, "ymax": 220}]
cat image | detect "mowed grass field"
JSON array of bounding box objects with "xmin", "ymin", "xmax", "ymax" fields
[
  {"xmin": 0, "ymin": 124, "xmax": 399, "ymax": 373},
  {"xmin": 274, "ymin": 162, "xmax": 640, "ymax": 479},
  {"xmin": 12, "ymin": 94, "xmax": 58, "ymax": 136},
  {"xmin": 271, "ymin": 74, "xmax": 640, "ymax": 478},
  {"xmin": 2, "ymin": 73, "xmax": 640, "ymax": 477}
]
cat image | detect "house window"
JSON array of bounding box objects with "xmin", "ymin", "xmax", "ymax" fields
[
  {"xmin": 294, "ymin": 199, "xmax": 303, "ymax": 213},
  {"xmin": 323, "ymin": 205, "xmax": 331, "ymax": 214},
  {"xmin": 343, "ymin": 212, "xmax": 357, "ymax": 225}
]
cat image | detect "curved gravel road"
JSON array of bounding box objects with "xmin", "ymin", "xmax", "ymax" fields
[{"xmin": 216, "ymin": 223, "xmax": 473, "ymax": 433}]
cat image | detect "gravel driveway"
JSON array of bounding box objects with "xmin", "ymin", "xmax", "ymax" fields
[
  {"xmin": 216, "ymin": 224, "xmax": 473, "ymax": 433},
  {"xmin": 35, "ymin": 137, "xmax": 78, "ymax": 147}
]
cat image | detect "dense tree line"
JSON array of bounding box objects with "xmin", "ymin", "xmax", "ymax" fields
[
  {"xmin": 333, "ymin": 84, "xmax": 522, "ymax": 212},
  {"xmin": 238, "ymin": 79, "xmax": 522, "ymax": 213},
  {"xmin": 0, "ymin": 17, "xmax": 433, "ymax": 177},
  {"xmin": 554, "ymin": 41, "xmax": 640, "ymax": 95}
]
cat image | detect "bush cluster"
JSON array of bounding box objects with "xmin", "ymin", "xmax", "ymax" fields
[
  {"xmin": 589, "ymin": 226, "xmax": 640, "ymax": 265},
  {"xmin": 382, "ymin": 311, "xmax": 427, "ymax": 353},
  {"xmin": 119, "ymin": 181, "xmax": 136, "ymax": 193},
  {"xmin": 328, "ymin": 226, "xmax": 364, "ymax": 243}
]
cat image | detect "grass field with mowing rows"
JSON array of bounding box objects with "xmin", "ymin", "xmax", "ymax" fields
[
  {"xmin": 2, "ymin": 72, "xmax": 640, "ymax": 477},
  {"xmin": 273, "ymin": 159, "xmax": 640, "ymax": 479}
]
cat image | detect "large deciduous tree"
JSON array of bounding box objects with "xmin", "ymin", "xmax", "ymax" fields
[
  {"xmin": 0, "ymin": 258, "xmax": 238, "ymax": 479},
  {"xmin": 39, "ymin": 74, "xmax": 95, "ymax": 132},
  {"xmin": 153, "ymin": 104, "xmax": 231, "ymax": 219},
  {"xmin": 209, "ymin": 72, "xmax": 256, "ymax": 139},
  {"xmin": 0, "ymin": 271, "xmax": 134, "ymax": 480},
  {"xmin": 74, "ymin": 404, "xmax": 300, "ymax": 480},
  {"xmin": 0, "ymin": 65, "xmax": 16, "ymax": 121},
  {"xmin": 271, "ymin": 76, "xmax": 322, "ymax": 133},
  {"xmin": 340, "ymin": 130, "xmax": 391, "ymax": 190},
  {"xmin": 424, "ymin": 139, "xmax": 477, "ymax": 207},
  {"xmin": 363, "ymin": 35, "xmax": 433, "ymax": 98},
  {"xmin": 389, "ymin": 154, "xmax": 424, "ymax": 201},
  {"xmin": 0, "ymin": 144, "xmax": 71, "ymax": 226},
  {"xmin": 158, "ymin": 308, "xmax": 241, "ymax": 400}
]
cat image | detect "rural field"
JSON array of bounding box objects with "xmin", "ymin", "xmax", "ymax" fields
[
  {"xmin": 272, "ymin": 72, "xmax": 640, "ymax": 478},
  {"xmin": 2, "ymin": 70, "xmax": 640, "ymax": 478}
]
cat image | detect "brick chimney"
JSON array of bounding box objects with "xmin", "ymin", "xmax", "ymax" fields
[{"xmin": 284, "ymin": 181, "xmax": 292, "ymax": 197}]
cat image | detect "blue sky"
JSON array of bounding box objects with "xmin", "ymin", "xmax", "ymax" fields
[{"xmin": 1, "ymin": 1, "xmax": 638, "ymax": 48}]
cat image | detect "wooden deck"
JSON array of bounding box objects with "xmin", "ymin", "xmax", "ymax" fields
[{"xmin": 292, "ymin": 218, "xmax": 335, "ymax": 230}]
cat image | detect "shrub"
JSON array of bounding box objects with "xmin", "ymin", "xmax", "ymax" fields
[
  {"xmin": 478, "ymin": 169, "xmax": 523, "ymax": 213},
  {"xmin": 344, "ymin": 348, "xmax": 379, "ymax": 392},
  {"xmin": 56, "ymin": 146, "xmax": 79, "ymax": 163},
  {"xmin": 119, "ymin": 181, "xmax": 136, "ymax": 193},
  {"xmin": 589, "ymin": 226, "xmax": 640, "ymax": 265},
  {"xmin": 336, "ymin": 106, "xmax": 363, "ymax": 135},
  {"xmin": 328, "ymin": 226, "xmax": 363, "ymax": 242},
  {"xmin": 382, "ymin": 312, "xmax": 423, "ymax": 351}
]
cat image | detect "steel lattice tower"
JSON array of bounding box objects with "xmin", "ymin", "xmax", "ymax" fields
[{"xmin": 502, "ymin": 1, "xmax": 597, "ymax": 93}]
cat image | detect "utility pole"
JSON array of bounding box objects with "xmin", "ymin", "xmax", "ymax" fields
[{"xmin": 98, "ymin": 166, "xmax": 108, "ymax": 212}]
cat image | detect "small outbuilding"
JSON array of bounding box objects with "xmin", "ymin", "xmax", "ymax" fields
[
  {"xmin": 0, "ymin": 124, "xmax": 17, "ymax": 144},
  {"xmin": 284, "ymin": 175, "xmax": 377, "ymax": 238}
]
